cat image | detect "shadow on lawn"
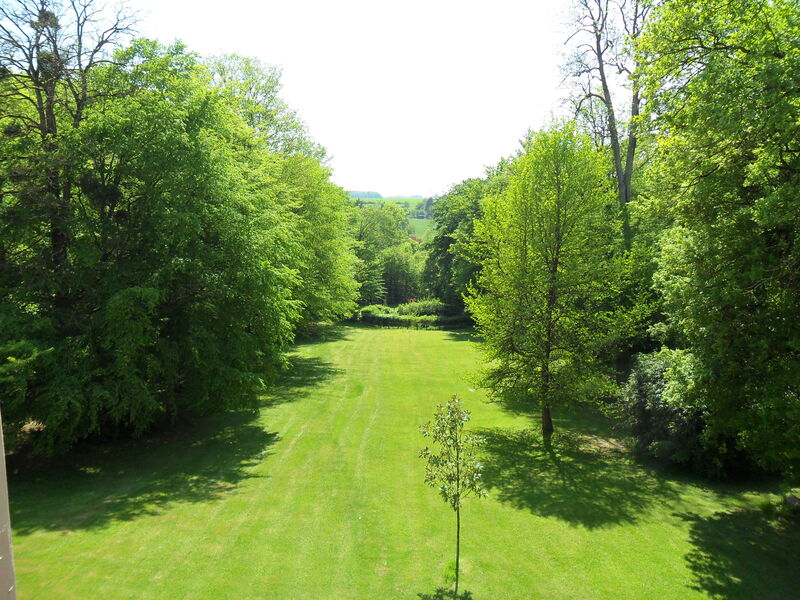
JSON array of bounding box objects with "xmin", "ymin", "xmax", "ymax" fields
[
  {"xmin": 9, "ymin": 413, "xmax": 278, "ymax": 535},
  {"xmin": 260, "ymin": 354, "xmax": 343, "ymax": 408},
  {"xmin": 417, "ymin": 589, "xmax": 474, "ymax": 599},
  {"xmin": 484, "ymin": 394, "xmax": 615, "ymax": 439},
  {"xmin": 676, "ymin": 509, "xmax": 800, "ymax": 599},
  {"xmin": 293, "ymin": 322, "xmax": 353, "ymax": 345},
  {"xmin": 475, "ymin": 426, "xmax": 679, "ymax": 528},
  {"xmin": 10, "ymin": 350, "xmax": 341, "ymax": 535},
  {"xmin": 442, "ymin": 329, "xmax": 479, "ymax": 344}
]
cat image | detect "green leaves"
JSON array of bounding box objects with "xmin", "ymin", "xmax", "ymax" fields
[
  {"xmin": 637, "ymin": 0, "xmax": 800, "ymax": 473},
  {"xmin": 0, "ymin": 32, "xmax": 359, "ymax": 454},
  {"xmin": 425, "ymin": 177, "xmax": 489, "ymax": 307},
  {"xmin": 419, "ymin": 395, "xmax": 486, "ymax": 511},
  {"xmin": 465, "ymin": 123, "xmax": 622, "ymax": 421}
]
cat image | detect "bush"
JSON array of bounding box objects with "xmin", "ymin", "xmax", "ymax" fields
[
  {"xmin": 362, "ymin": 313, "xmax": 440, "ymax": 328},
  {"xmin": 619, "ymin": 349, "xmax": 753, "ymax": 478},
  {"xmin": 358, "ymin": 304, "xmax": 395, "ymax": 318},
  {"xmin": 396, "ymin": 298, "xmax": 445, "ymax": 316},
  {"xmin": 352, "ymin": 304, "xmax": 472, "ymax": 329}
]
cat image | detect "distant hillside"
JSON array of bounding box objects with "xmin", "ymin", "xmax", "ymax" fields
[
  {"xmin": 348, "ymin": 191, "xmax": 383, "ymax": 199},
  {"xmin": 353, "ymin": 196, "xmax": 434, "ymax": 220}
]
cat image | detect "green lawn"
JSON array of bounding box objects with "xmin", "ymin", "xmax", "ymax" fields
[{"xmin": 10, "ymin": 326, "xmax": 798, "ymax": 599}]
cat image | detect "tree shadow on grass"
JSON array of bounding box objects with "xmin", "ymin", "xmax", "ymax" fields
[
  {"xmin": 676, "ymin": 509, "xmax": 800, "ymax": 599},
  {"xmin": 10, "ymin": 348, "xmax": 342, "ymax": 535},
  {"xmin": 417, "ymin": 589, "xmax": 475, "ymax": 599},
  {"xmin": 260, "ymin": 355, "xmax": 343, "ymax": 408},
  {"xmin": 483, "ymin": 392, "xmax": 617, "ymax": 439},
  {"xmin": 475, "ymin": 426, "xmax": 679, "ymax": 528},
  {"xmin": 9, "ymin": 412, "xmax": 278, "ymax": 535},
  {"xmin": 293, "ymin": 322, "xmax": 353, "ymax": 345},
  {"xmin": 443, "ymin": 329, "xmax": 480, "ymax": 344}
]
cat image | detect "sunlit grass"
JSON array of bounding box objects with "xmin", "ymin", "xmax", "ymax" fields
[
  {"xmin": 409, "ymin": 217, "xmax": 433, "ymax": 240},
  {"xmin": 10, "ymin": 326, "xmax": 798, "ymax": 599}
]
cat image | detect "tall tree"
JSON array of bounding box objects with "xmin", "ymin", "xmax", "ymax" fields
[
  {"xmin": 639, "ymin": 0, "xmax": 800, "ymax": 473},
  {"xmin": 466, "ymin": 124, "xmax": 620, "ymax": 438},
  {"xmin": 566, "ymin": 0, "xmax": 652, "ymax": 248},
  {"xmin": 0, "ymin": 38, "xmax": 302, "ymax": 453},
  {"xmin": 275, "ymin": 155, "xmax": 359, "ymax": 325},
  {"xmin": 207, "ymin": 54, "xmax": 326, "ymax": 160},
  {"xmin": 352, "ymin": 203, "xmax": 408, "ymax": 305},
  {"xmin": 207, "ymin": 54, "xmax": 358, "ymax": 325},
  {"xmin": 0, "ymin": 0, "xmax": 133, "ymax": 321},
  {"xmin": 425, "ymin": 179, "xmax": 486, "ymax": 308},
  {"xmin": 424, "ymin": 161, "xmax": 510, "ymax": 308},
  {"xmin": 380, "ymin": 242, "xmax": 425, "ymax": 305}
]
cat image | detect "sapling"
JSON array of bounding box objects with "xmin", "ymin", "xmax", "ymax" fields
[{"xmin": 420, "ymin": 395, "xmax": 485, "ymax": 598}]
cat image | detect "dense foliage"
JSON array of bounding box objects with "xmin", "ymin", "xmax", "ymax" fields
[
  {"xmin": 396, "ymin": 298, "xmax": 445, "ymax": 317},
  {"xmin": 0, "ymin": 3, "xmax": 359, "ymax": 454},
  {"xmin": 618, "ymin": 350, "xmax": 752, "ymax": 477},
  {"xmin": 424, "ymin": 179, "xmax": 486, "ymax": 308},
  {"xmin": 636, "ymin": 0, "xmax": 800, "ymax": 475},
  {"xmin": 354, "ymin": 301, "xmax": 469, "ymax": 329},
  {"xmin": 466, "ymin": 124, "xmax": 621, "ymax": 437},
  {"xmin": 418, "ymin": 0, "xmax": 800, "ymax": 481},
  {"xmin": 351, "ymin": 202, "xmax": 430, "ymax": 306}
]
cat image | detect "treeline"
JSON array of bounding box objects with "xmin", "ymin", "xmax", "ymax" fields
[
  {"xmin": 352, "ymin": 201, "xmax": 428, "ymax": 305},
  {"xmin": 0, "ymin": 2, "xmax": 364, "ymax": 454},
  {"xmin": 4, "ymin": 0, "xmax": 798, "ymax": 484},
  {"xmin": 423, "ymin": 0, "xmax": 800, "ymax": 480}
]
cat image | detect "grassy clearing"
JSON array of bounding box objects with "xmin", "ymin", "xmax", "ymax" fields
[
  {"xmin": 353, "ymin": 196, "xmax": 432, "ymax": 240},
  {"xmin": 409, "ymin": 217, "xmax": 433, "ymax": 240},
  {"xmin": 10, "ymin": 326, "xmax": 799, "ymax": 599}
]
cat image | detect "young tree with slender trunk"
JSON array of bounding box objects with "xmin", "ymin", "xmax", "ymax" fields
[
  {"xmin": 419, "ymin": 395, "xmax": 485, "ymax": 599},
  {"xmin": 466, "ymin": 123, "xmax": 620, "ymax": 439}
]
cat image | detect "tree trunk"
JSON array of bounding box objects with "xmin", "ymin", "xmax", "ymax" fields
[
  {"xmin": 454, "ymin": 506, "xmax": 460, "ymax": 598},
  {"xmin": 594, "ymin": 26, "xmax": 634, "ymax": 250},
  {"xmin": 541, "ymin": 404, "xmax": 554, "ymax": 439}
]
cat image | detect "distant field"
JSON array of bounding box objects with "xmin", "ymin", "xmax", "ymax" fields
[
  {"xmin": 409, "ymin": 217, "xmax": 433, "ymax": 240},
  {"xmin": 11, "ymin": 326, "xmax": 797, "ymax": 599},
  {"xmin": 355, "ymin": 197, "xmax": 435, "ymax": 242},
  {"xmin": 357, "ymin": 197, "xmax": 422, "ymax": 211}
]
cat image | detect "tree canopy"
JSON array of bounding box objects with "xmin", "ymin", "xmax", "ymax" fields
[
  {"xmin": 637, "ymin": 0, "xmax": 800, "ymax": 473},
  {"xmin": 0, "ymin": 2, "xmax": 360, "ymax": 453},
  {"xmin": 466, "ymin": 124, "xmax": 621, "ymax": 437}
]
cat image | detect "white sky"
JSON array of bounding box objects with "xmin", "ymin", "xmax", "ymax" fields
[{"xmin": 135, "ymin": 0, "xmax": 571, "ymax": 197}]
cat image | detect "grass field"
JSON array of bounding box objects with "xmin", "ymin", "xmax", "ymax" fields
[
  {"xmin": 354, "ymin": 197, "xmax": 434, "ymax": 241},
  {"xmin": 10, "ymin": 326, "xmax": 799, "ymax": 599},
  {"xmin": 409, "ymin": 217, "xmax": 433, "ymax": 240}
]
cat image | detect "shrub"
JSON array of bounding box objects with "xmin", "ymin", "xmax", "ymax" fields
[
  {"xmin": 363, "ymin": 314, "xmax": 439, "ymax": 328},
  {"xmin": 352, "ymin": 304, "xmax": 472, "ymax": 329},
  {"xmin": 358, "ymin": 304, "xmax": 395, "ymax": 318},
  {"xmin": 619, "ymin": 349, "xmax": 753, "ymax": 478},
  {"xmin": 396, "ymin": 298, "xmax": 445, "ymax": 316}
]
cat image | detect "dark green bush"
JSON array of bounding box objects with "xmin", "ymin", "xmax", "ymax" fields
[{"xmin": 620, "ymin": 349, "xmax": 753, "ymax": 478}]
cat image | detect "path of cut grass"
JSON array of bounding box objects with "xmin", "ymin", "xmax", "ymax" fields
[{"xmin": 10, "ymin": 326, "xmax": 799, "ymax": 599}]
